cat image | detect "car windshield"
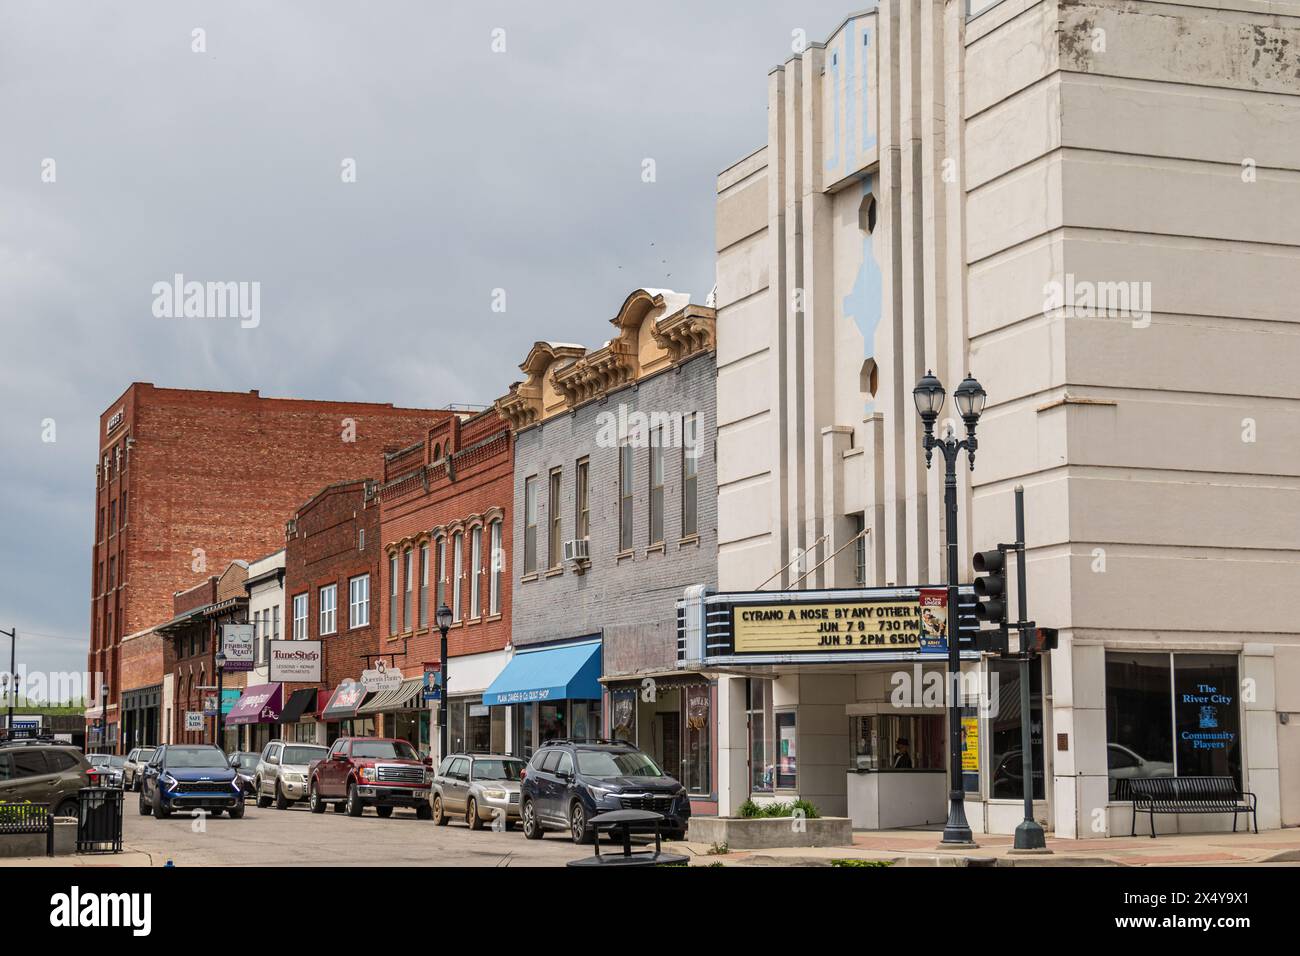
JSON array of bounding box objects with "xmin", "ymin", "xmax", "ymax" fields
[
  {"xmin": 107, "ymin": 755, "xmax": 127, "ymax": 768},
  {"xmin": 351, "ymin": 740, "xmax": 418, "ymax": 760},
  {"xmin": 232, "ymin": 754, "xmax": 259, "ymax": 770},
  {"xmin": 473, "ymin": 759, "xmax": 524, "ymax": 781},
  {"xmin": 136, "ymin": 749, "xmax": 156, "ymax": 762},
  {"xmin": 283, "ymin": 746, "xmax": 327, "ymax": 765},
  {"xmin": 164, "ymin": 747, "xmax": 228, "ymax": 769},
  {"xmin": 575, "ymin": 750, "xmax": 665, "ymax": 779},
  {"xmin": 87, "ymin": 754, "xmax": 111, "ymax": 767}
]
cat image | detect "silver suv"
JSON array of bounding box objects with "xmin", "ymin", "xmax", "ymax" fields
[
  {"xmin": 253, "ymin": 740, "xmax": 329, "ymax": 809},
  {"xmin": 430, "ymin": 753, "xmax": 525, "ymax": 830}
]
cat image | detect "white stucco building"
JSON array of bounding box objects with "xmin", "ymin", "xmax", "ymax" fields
[{"xmin": 698, "ymin": 0, "xmax": 1300, "ymax": 837}]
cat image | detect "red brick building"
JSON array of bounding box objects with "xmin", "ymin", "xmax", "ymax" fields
[
  {"xmin": 88, "ymin": 383, "xmax": 451, "ymax": 750},
  {"xmin": 155, "ymin": 562, "xmax": 250, "ymax": 748},
  {"xmin": 377, "ymin": 410, "xmax": 514, "ymax": 756},
  {"xmin": 280, "ymin": 479, "xmax": 385, "ymax": 745}
]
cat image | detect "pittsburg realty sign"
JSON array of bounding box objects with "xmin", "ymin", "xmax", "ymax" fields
[{"xmin": 733, "ymin": 599, "xmax": 926, "ymax": 654}]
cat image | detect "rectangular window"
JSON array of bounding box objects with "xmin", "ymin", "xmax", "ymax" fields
[
  {"xmin": 853, "ymin": 514, "xmax": 867, "ymax": 586},
  {"xmin": 293, "ymin": 593, "xmax": 308, "ymax": 641},
  {"xmin": 619, "ymin": 443, "xmax": 633, "ymax": 552},
  {"xmin": 1104, "ymin": 652, "xmax": 1241, "ymax": 798},
  {"xmin": 403, "ymin": 550, "xmax": 413, "ymax": 631},
  {"xmin": 988, "ymin": 658, "xmax": 1044, "ymax": 799},
  {"xmin": 470, "ymin": 526, "xmax": 482, "ymax": 618},
  {"xmin": 318, "ymin": 584, "xmax": 337, "ymax": 635},
  {"xmin": 649, "ymin": 429, "xmax": 664, "ymax": 546},
  {"xmin": 272, "ymin": 604, "xmax": 279, "ymax": 640},
  {"xmin": 109, "ymin": 501, "xmax": 117, "ymax": 535},
  {"xmin": 452, "ymin": 533, "xmax": 463, "ymax": 622},
  {"xmin": 108, "ymin": 556, "xmax": 116, "ymax": 588},
  {"xmin": 349, "ymin": 574, "xmax": 370, "ymax": 628},
  {"xmin": 681, "ymin": 413, "xmax": 698, "ymax": 538},
  {"xmin": 120, "ymin": 492, "xmax": 127, "ymax": 527},
  {"xmin": 776, "ymin": 711, "xmax": 797, "ymax": 790},
  {"xmin": 575, "ymin": 458, "xmax": 590, "ymax": 541},
  {"xmin": 850, "ymin": 714, "xmax": 944, "ymax": 772},
  {"xmin": 747, "ymin": 679, "xmax": 774, "ymax": 793},
  {"xmin": 548, "ymin": 468, "xmax": 562, "ymax": 568},
  {"xmin": 389, "ymin": 555, "xmax": 398, "ymax": 636},
  {"xmin": 523, "ymin": 477, "xmax": 538, "ymax": 575},
  {"xmin": 419, "ymin": 543, "xmax": 429, "ymax": 628},
  {"xmin": 436, "ymin": 539, "xmax": 446, "ymax": 614},
  {"xmin": 683, "ymin": 684, "xmax": 711, "ymax": 795},
  {"xmin": 489, "ymin": 521, "xmax": 502, "ymax": 616}
]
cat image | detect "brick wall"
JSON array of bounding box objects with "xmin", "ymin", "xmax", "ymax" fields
[
  {"xmin": 377, "ymin": 409, "xmax": 513, "ymax": 676},
  {"xmin": 511, "ymin": 353, "xmax": 718, "ymax": 676},
  {"xmin": 119, "ymin": 628, "xmax": 163, "ymax": 695},
  {"xmin": 88, "ymin": 383, "xmax": 450, "ymax": 742},
  {"xmin": 283, "ymin": 480, "xmax": 384, "ymax": 692}
]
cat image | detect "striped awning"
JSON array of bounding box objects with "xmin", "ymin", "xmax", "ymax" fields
[{"xmin": 357, "ymin": 677, "xmax": 425, "ymax": 715}]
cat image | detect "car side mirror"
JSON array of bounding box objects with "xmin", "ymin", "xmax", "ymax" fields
[
  {"xmin": 422, "ymin": 756, "xmax": 433, "ymax": 767},
  {"xmin": 332, "ymin": 752, "xmax": 348, "ymax": 761}
]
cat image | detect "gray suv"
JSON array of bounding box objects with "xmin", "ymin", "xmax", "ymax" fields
[
  {"xmin": 430, "ymin": 753, "xmax": 525, "ymax": 830},
  {"xmin": 253, "ymin": 740, "xmax": 329, "ymax": 809},
  {"xmin": 0, "ymin": 740, "xmax": 92, "ymax": 817}
]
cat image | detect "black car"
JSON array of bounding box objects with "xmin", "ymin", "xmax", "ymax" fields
[{"xmin": 519, "ymin": 739, "xmax": 690, "ymax": 844}]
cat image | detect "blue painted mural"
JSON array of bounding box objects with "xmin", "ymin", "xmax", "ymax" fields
[
  {"xmin": 825, "ymin": 15, "xmax": 878, "ymax": 176},
  {"xmin": 844, "ymin": 176, "xmax": 884, "ymax": 411}
]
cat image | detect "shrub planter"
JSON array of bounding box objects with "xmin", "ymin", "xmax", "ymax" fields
[
  {"xmin": 0, "ymin": 817, "xmax": 78, "ymax": 858},
  {"xmin": 689, "ymin": 815, "xmax": 853, "ymax": 850}
]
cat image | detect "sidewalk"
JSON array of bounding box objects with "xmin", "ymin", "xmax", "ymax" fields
[{"xmin": 679, "ymin": 826, "xmax": 1300, "ymax": 867}]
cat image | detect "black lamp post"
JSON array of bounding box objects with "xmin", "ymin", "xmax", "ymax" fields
[
  {"xmin": 0, "ymin": 627, "xmax": 15, "ymax": 738},
  {"xmin": 436, "ymin": 604, "xmax": 453, "ymax": 760},
  {"xmin": 215, "ymin": 648, "xmax": 227, "ymax": 751},
  {"xmin": 914, "ymin": 369, "xmax": 986, "ymax": 846}
]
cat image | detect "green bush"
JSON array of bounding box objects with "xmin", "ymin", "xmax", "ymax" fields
[
  {"xmin": 831, "ymin": 858, "xmax": 894, "ymax": 868},
  {"xmin": 737, "ymin": 798, "xmax": 820, "ymax": 819}
]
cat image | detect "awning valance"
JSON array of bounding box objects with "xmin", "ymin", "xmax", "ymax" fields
[
  {"xmin": 226, "ymin": 684, "xmax": 283, "ymax": 725},
  {"xmin": 321, "ymin": 679, "xmax": 369, "ymax": 720},
  {"xmin": 358, "ymin": 677, "xmax": 425, "ymax": 715},
  {"xmin": 482, "ymin": 640, "xmax": 602, "ymax": 707}
]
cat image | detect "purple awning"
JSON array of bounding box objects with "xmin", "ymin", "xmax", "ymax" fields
[{"xmin": 226, "ymin": 683, "xmax": 284, "ymax": 725}]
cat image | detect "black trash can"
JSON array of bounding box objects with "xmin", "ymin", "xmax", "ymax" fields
[{"xmin": 77, "ymin": 786, "xmax": 123, "ymax": 854}]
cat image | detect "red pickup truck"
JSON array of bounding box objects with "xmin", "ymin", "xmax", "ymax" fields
[{"xmin": 307, "ymin": 737, "xmax": 433, "ymax": 819}]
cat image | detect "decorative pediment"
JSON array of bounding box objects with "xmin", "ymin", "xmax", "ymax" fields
[
  {"xmin": 652, "ymin": 305, "xmax": 717, "ymax": 363},
  {"xmin": 494, "ymin": 342, "xmax": 584, "ymax": 429}
]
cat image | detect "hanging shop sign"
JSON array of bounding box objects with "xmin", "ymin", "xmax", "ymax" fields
[
  {"xmin": 221, "ymin": 623, "xmax": 255, "ymax": 672},
  {"xmin": 917, "ymin": 589, "xmax": 949, "ymax": 654},
  {"xmin": 362, "ymin": 660, "xmax": 403, "ymax": 694},
  {"xmin": 269, "ymin": 640, "xmax": 323, "ymax": 682},
  {"xmin": 185, "ymin": 711, "xmax": 205, "ymax": 732}
]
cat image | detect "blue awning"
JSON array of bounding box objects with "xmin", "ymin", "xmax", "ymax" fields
[{"xmin": 482, "ymin": 640, "xmax": 602, "ymax": 707}]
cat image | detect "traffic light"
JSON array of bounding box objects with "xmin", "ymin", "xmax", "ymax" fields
[
  {"xmin": 972, "ymin": 548, "xmax": 1008, "ymax": 629},
  {"xmin": 1031, "ymin": 627, "xmax": 1058, "ymax": 653}
]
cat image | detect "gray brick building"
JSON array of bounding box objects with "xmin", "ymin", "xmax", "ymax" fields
[{"xmin": 494, "ymin": 290, "xmax": 719, "ymax": 803}]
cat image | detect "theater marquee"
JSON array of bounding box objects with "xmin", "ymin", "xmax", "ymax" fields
[{"xmin": 733, "ymin": 600, "xmax": 925, "ymax": 654}]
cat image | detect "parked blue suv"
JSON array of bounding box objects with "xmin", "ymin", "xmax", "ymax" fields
[
  {"xmin": 138, "ymin": 744, "xmax": 245, "ymax": 819},
  {"xmin": 520, "ymin": 739, "xmax": 689, "ymax": 843}
]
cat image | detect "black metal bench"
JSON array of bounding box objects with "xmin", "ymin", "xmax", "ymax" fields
[
  {"xmin": 0, "ymin": 802, "xmax": 54, "ymax": 856},
  {"xmin": 1129, "ymin": 776, "xmax": 1256, "ymax": 838}
]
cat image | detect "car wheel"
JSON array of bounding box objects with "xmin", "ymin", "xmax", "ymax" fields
[
  {"xmin": 309, "ymin": 782, "xmax": 326, "ymax": 814},
  {"xmin": 275, "ymin": 782, "xmax": 291, "ymax": 811},
  {"xmin": 55, "ymin": 798, "xmax": 79, "ymax": 819},
  {"xmin": 346, "ymin": 783, "xmax": 364, "ymax": 817},
  {"xmin": 416, "ymin": 803, "xmax": 433, "ymax": 821},
  {"xmin": 138, "ymin": 790, "xmax": 152, "ymax": 816},
  {"xmin": 431, "ymin": 795, "xmax": 448, "ymax": 826},
  {"xmin": 569, "ymin": 801, "xmax": 593, "ymax": 845},
  {"xmin": 375, "ymin": 806, "xmax": 394, "ymax": 819},
  {"xmin": 521, "ymin": 798, "xmax": 543, "ymax": 840},
  {"xmin": 466, "ymin": 798, "xmax": 484, "ymax": 831},
  {"xmin": 227, "ymin": 803, "xmax": 245, "ymax": 819},
  {"xmin": 256, "ymin": 778, "xmax": 272, "ymax": 809},
  {"xmin": 155, "ymin": 792, "xmax": 171, "ymax": 819}
]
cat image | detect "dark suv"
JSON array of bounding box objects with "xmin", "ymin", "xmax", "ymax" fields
[
  {"xmin": 0, "ymin": 739, "xmax": 92, "ymax": 817},
  {"xmin": 520, "ymin": 740, "xmax": 690, "ymax": 843}
]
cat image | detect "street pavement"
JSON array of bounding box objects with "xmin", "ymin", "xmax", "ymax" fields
[{"xmin": 28, "ymin": 799, "xmax": 598, "ymax": 868}]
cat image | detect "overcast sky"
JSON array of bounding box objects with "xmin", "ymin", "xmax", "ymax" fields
[{"xmin": 0, "ymin": 1, "xmax": 859, "ymax": 693}]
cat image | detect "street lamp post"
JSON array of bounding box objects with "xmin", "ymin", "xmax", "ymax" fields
[
  {"xmin": 215, "ymin": 649, "xmax": 227, "ymax": 751},
  {"xmin": 435, "ymin": 604, "xmax": 453, "ymax": 761},
  {"xmin": 914, "ymin": 369, "xmax": 987, "ymax": 847},
  {"xmin": 0, "ymin": 627, "xmax": 15, "ymax": 737}
]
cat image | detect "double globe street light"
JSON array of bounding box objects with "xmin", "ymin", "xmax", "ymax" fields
[{"xmin": 913, "ymin": 369, "xmax": 987, "ymax": 846}]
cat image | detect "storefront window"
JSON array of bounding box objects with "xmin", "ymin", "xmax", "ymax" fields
[
  {"xmin": 776, "ymin": 711, "xmax": 797, "ymax": 790},
  {"xmin": 850, "ymin": 714, "xmax": 943, "ymax": 771},
  {"xmin": 989, "ymin": 658, "xmax": 1044, "ymax": 799},
  {"xmin": 683, "ymin": 685, "xmax": 711, "ymax": 794},
  {"xmin": 747, "ymin": 679, "xmax": 774, "ymax": 793},
  {"xmin": 570, "ymin": 700, "xmax": 600, "ymax": 741},
  {"xmin": 611, "ymin": 688, "xmax": 636, "ymax": 743},
  {"xmin": 539, "ymin": 703, "xmax": 566, "ymax": 743},
  {"xmin": 466, "ymin": 702, "xmax": 491, "ymax": 753},
  {"xmin": 1104, "ymin": 651, "xmax": 1240, "ymax": 798},
  {"xmin": 513, "ymin": 702, "xmax": 535, "ymax": 759},
  {"xmin": 447, "ymin": 698, "xmax": 466, "ymax": 753}
]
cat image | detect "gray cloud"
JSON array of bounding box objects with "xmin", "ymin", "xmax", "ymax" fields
[{"xmin": 0, "ymin": 0, "xmax": 856, "ymax": 689}]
